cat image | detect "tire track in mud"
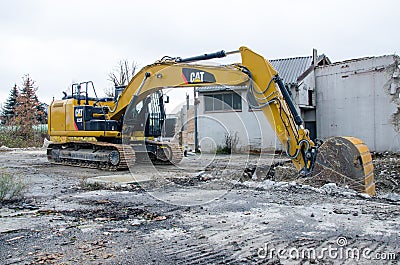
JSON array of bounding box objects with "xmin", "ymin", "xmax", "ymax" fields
[
  {"xmin": 163, "ymin": 191, "xmax": 400, "ymax": 264},
  {"xmin": 164, "ymin": 211, "xmax": 275, "ymax": 263},
  {"xmin": 141, "ymin": 227, "xmax": 237, "ymax": 264}
]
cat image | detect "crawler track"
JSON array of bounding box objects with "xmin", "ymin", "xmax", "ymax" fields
[
  {"xmin": 162, "ymin": 141, "xmax": 184, "ymax": 165},
  {"xmin": 47, "ymin": 140, "xmax": 183, "ymax": 170},
  {"xmin": 47, "ymin": 142, "xmax": 135, "ymax": 170},
  {"xmin": 149, "ymin": 140, "xmax": 184, "ymax": 165}
]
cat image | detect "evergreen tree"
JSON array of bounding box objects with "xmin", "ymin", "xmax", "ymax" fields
[
  {"xmin": 0, "ymin": 74, "xmax": 47, "ymax": 147},
  {"xmin": 13, "ymin": 75, "xmax": 44, "ymax": 136},
  {"xmin": 1, "ymin": 84, "xmax": 19, "ymax": 124},
  {"xmin": 36, "ymin": 102, "xmax": 48, "ymax": 124}
]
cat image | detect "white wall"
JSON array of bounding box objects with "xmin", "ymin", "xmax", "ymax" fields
[
  {"xmin": 196, "ymin": 55, "xmax": 400, "ymax": 153},
  {"xmin": 315, "ymin": 55, "xmax": 400, "ymax": 152},
  {"xmin": 197, "ymin": 90, "xmax": 280, "ymax": 153},
  {"xmin": 298, "ymin": 69, "xmax": 316, "ymax": 107}
]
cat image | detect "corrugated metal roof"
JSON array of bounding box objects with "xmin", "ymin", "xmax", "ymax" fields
[{"xmin": 270, "ymin": 56, "xmax": 313, "ymax": 85}]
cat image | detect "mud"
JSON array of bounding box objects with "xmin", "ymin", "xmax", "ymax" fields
[{"xmin": 0, "ymin": 149, "xmax": 399, "ymax": 264}]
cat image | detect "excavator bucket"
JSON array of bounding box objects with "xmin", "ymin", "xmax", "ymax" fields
[{"xmin": 307, "ymin": 137, "xmax": 376, "ymax": 196}]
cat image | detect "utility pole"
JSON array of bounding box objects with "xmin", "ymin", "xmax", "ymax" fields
[
  {"xmin": 194, "ymin": 88, "xmax": 199, "ymax": 153},
  {"xmin": 186, "ymin": 93, "xmax": 190, "ymax": 151}
]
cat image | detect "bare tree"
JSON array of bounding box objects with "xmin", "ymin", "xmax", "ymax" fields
[{"xmin": 106, "ymin": 60, "xmax": 137, "ymax": 97}]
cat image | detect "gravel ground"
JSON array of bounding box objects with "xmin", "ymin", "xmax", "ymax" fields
[{"xmin": 0, "ymin": 149, "xmax": 399, "ymax": 264}]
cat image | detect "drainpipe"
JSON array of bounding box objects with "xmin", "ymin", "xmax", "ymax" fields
[
  {"xmin": 313, "ymin": 48, "xmax": 318, "ymax": 139},
  {"xmin": 186, "ymin": 94, "xmax": 189, "ymax": 150}
]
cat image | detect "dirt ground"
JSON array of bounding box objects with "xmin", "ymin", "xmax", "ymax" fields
[{"xmin": 0, "ymin": 149, "xmax": 399, "ymax": 264}]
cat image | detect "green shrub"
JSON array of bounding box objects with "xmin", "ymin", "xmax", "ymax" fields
[
  {"xmin": 215, "ymin": 132, "xmax": 239, "ymax": 154},
  {"xmin": 216, "ymin": 145, "xmax": 231, "ymax": 154},
  {"xmin": 0, "ymin": 126, "xmax": 47, "ymax": 148}
]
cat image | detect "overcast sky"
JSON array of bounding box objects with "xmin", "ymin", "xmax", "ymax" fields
[{"xmin": 0, "ymin": 0, "xmax": 399, "ymax": 105}]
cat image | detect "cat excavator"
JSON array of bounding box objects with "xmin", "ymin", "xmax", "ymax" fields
[{"xmin": 47, "ymin": 46, "xmax": 376, "ymax": 195}]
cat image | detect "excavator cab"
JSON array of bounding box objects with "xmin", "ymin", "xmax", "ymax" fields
[
  {"xmin": 121, "ymin": 90, "xmax": 180, "ymax": 163},
  {"xmin": 127, "ymin": 91, "xmax": 166, "ymax": 139}
]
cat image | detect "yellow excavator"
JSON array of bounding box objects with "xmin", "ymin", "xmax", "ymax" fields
[{"xmin": 47, "ymin": 46, "xmax": 375, "ymax": 195}]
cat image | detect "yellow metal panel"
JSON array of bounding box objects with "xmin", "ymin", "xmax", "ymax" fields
[
  {"xmin": 50, "ymin": 136, "xmax": 98, "ymax": 143},
  {"xmin": 50, "ymin": 130, "xmax": 120, "ymax": 138},
  {"xmin": 49, "ymin": 100, "xmax": 66, "ymax": 132},
  {"xmin": 65, "ymin": 99, "xmax": 77, "ymax": 131},
  {"xmin": 365, "ymin": 182, "xmax": 376, "ymax": 196},
  {"xmin": 364, "ymin": 172, "xmax": 375, "ymax": 186},
  {"xmin": 355, "ymin": 144, "xmax": 371, "ymax": 156},
  {"xmin": 361, "ymin": 153, "xmax": 373, "ymax": 164},
  {"xmin": 363, "ymin": 162, "xmax": 374, "ymax": 176},
  {"xmin": 343, "ymin": 136, "xmax": 363, "ymax": 145}
]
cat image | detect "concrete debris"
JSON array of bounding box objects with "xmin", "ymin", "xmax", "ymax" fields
[
  {"xmin": 6, "ymin": 235, "xmax": 24, "ymax": 242},
  {"xmin": 332, "ymin": 208, "xmax": 351, "ymax": 215},
  {"xmin": 318, "ymin": 183, "xmax": 358, "ymax": 197},
  {"xmin": 42, "ymin": 138, "xmax": 52, "ymax": 149},
  {"xmin": 0, "ymin": 145, "xmax": 12, "ymax": 151},
  {"xmin": 378, "ymin": 192, "xmax": 400, "ymax": 202}
]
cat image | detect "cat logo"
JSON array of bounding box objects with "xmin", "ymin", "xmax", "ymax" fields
[
  {"xmin": 182, "ymin": 68, "xmax": 216, "ymax": 84},
  {"xmin": 190, "ymin": 71, "xmax": 205, "ymax": 83}
]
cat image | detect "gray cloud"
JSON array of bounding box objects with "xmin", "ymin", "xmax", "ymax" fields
[{"xmin": 0, "ymin": 0, "xmax": 399, "ymax": 104}]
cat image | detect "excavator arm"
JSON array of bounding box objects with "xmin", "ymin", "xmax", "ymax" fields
[
  {"xmin": 109, "ymin": 46, "xmax": 317, "ymax": 175},
  {"xmin": 239, "ymin": 47, "xmax": 318, "ymax": 175}
]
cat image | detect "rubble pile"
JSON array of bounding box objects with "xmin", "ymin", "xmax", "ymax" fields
[
  {"xmin": 253, "ymin": 152, "xmax": 400, "ymax": 195},
  {"xmin": 372, "ymin": 152, "xmax": 400, "ymax": 194}
]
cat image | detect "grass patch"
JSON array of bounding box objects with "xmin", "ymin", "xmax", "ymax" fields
[{"xmin": 0, "ymin": 172, "xmax": 26, "ymax": 202}]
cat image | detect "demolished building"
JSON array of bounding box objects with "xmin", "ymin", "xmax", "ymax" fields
[{"xmin": 195, "ymin": 52, "xmax": 400, "ymax": 153}]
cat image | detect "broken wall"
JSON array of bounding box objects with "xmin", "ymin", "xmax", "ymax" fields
[{"xmin": 315, "ymin": 55, "xmax": 400, "ymax": 152}]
